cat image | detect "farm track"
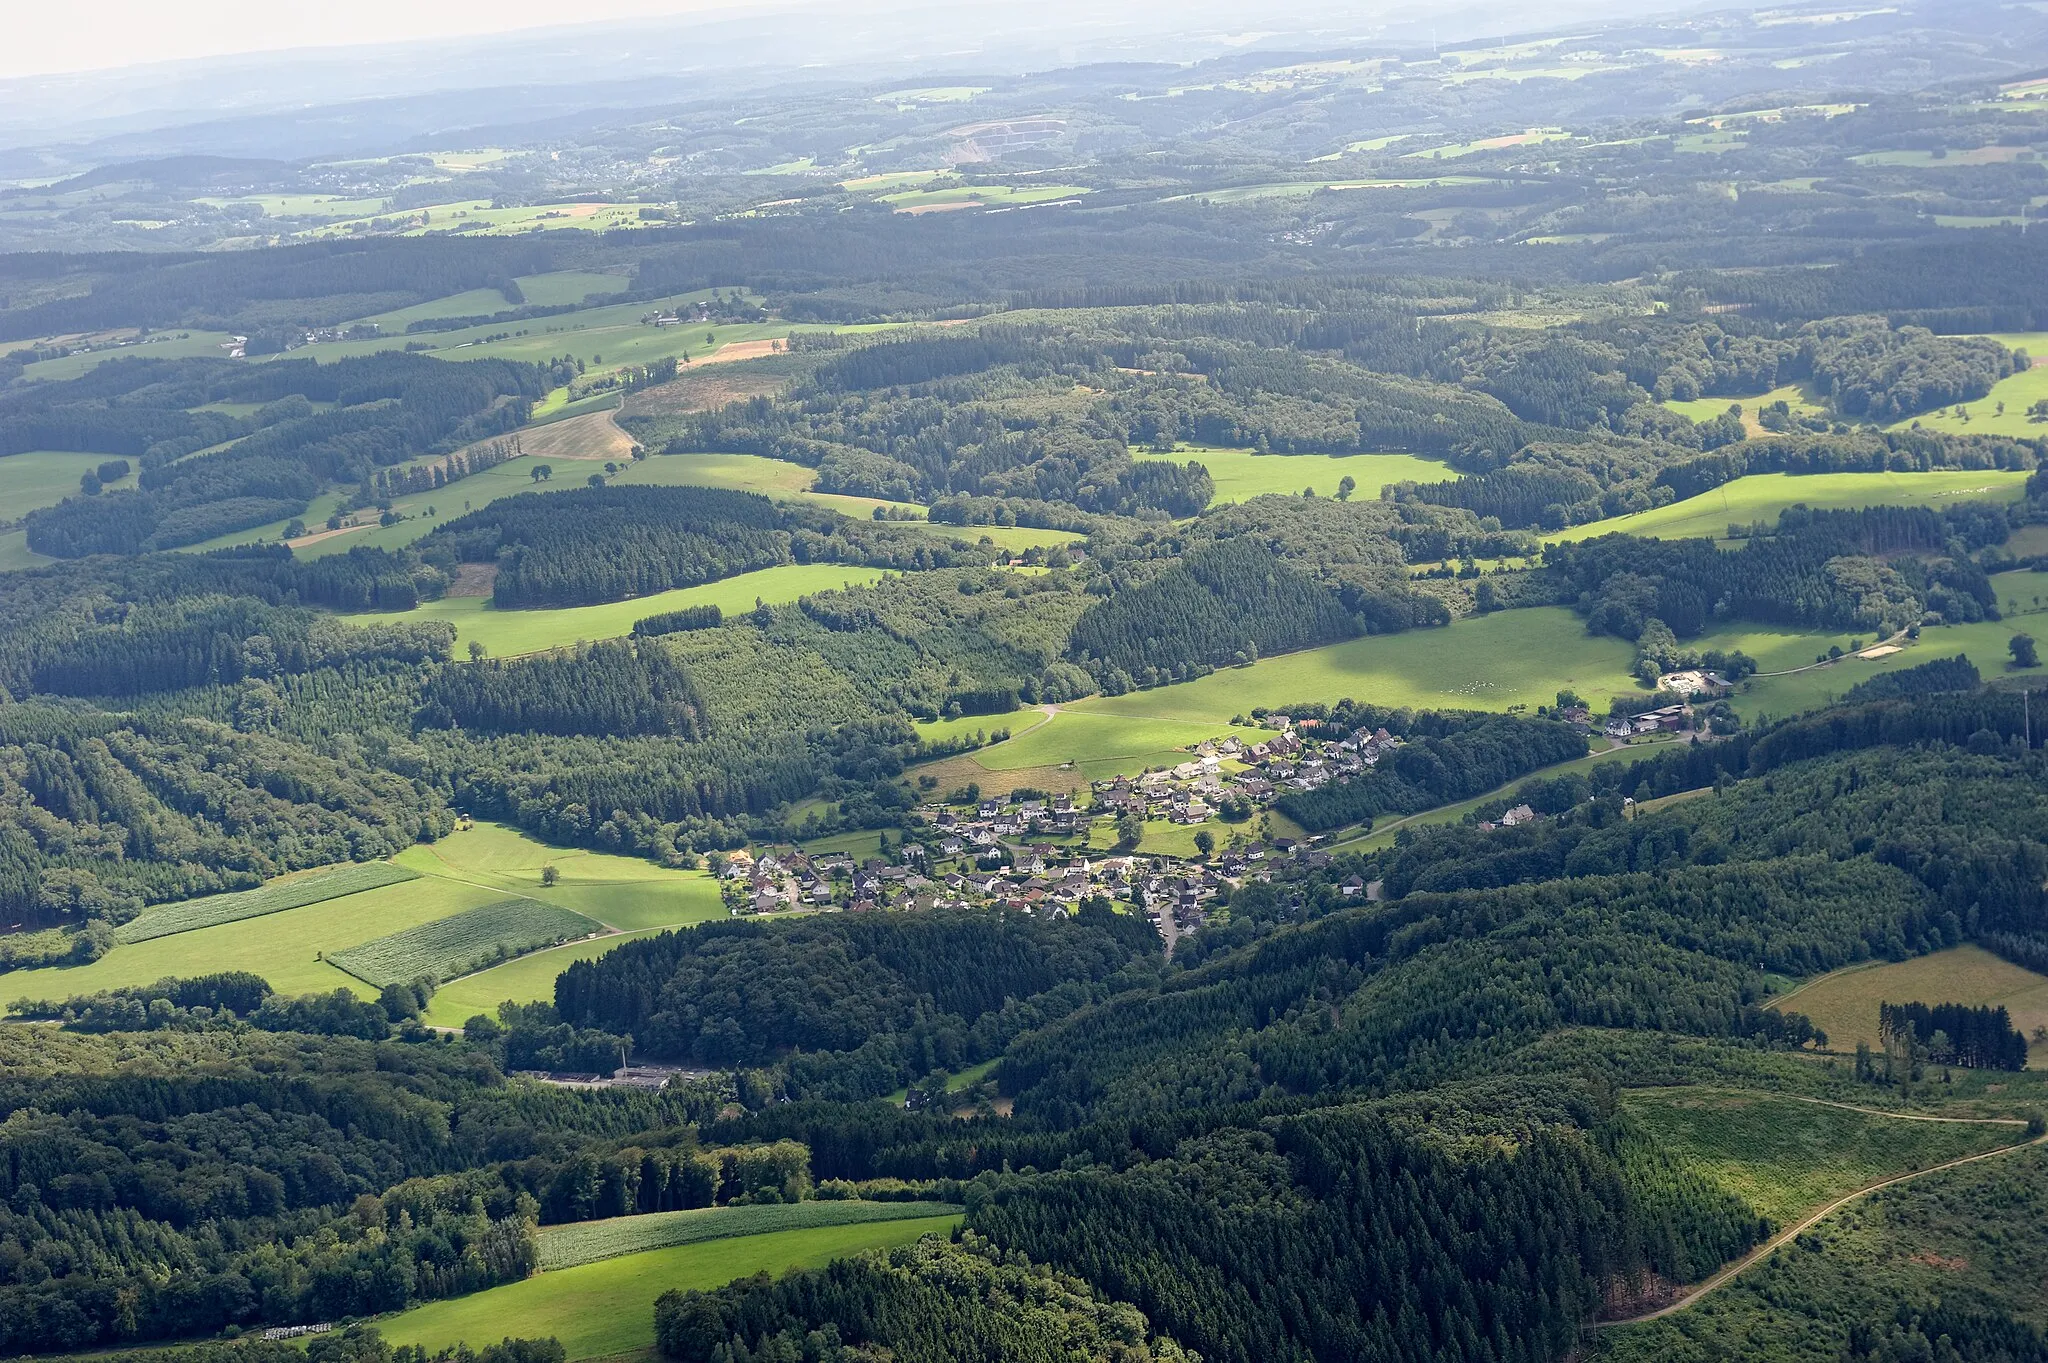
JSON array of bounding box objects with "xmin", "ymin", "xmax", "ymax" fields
[{"xmin": 1600, "ymin": 1117, "xmax": 2044, "ymax": 1326}]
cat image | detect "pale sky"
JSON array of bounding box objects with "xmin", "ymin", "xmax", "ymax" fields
[{"xmin": 2, "ymin": 0, "xmax": 766, "ymax": 79}]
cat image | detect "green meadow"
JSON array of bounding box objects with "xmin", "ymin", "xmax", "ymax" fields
[
  {"xmin": 352, "ymin": 563, "xmax": 892, "ymax": 655},
  {"xmin": 627, "ymin": 451, "xmax": 930, "ymax": 520},
  {"xmin": 1068, "ymin": 606, "xmax": 1643, "ymax": 724},
  {"xmin": 1662, "ymin": 381, "xmax": 1825, "ymax": 426},
  {"xmin": 1328, "ymin": 739, "xmax": 1661, "ymax": 852},
  {"xmin": 5, "ymin": 820, "xmax": 722, "ymax": 1010},
  {"xmin": 1169, "ymin": 177, "xmax": 1487, "ymax": 204},
  {"xmin": 1892, "ymin": 333, "xmax": 2048, "ymax": 438},
  {"xmin": 969, "ymin": 711, "xmax": 1270, "ymax": 781},
  {"xmin": 0, "ymin": 450, "xmax": 139, "ymax": 511},
  {"xmin": 880, "ymin": 184, "xmax": 1089, "ymax": 211},
  {"xmin": 420, "ymin": 927, "xmax": 674, "ymax": 1027},
  {"xmin": 1733, "ymin": 617, "xmax": 2048, "ymax": 720},
  {"xmin": 377, "ymin": 1216, "xmax": 960, "ymax": 1360},
  {"xmin": 357, "ymin": 271, "xmax": 632, "ymax": 329},
  {"xmin": 1139, "ymin": 446, "xmax": 1453, "ymax": 505},
  {"xmin": 1549, "ymin": 469, "xmax": 2030, "ymax": 544}
]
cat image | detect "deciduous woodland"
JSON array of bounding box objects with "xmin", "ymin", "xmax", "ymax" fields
[{"xmin": 6, "ymin": 3, "xmax": 2048, "ymax": 1361}]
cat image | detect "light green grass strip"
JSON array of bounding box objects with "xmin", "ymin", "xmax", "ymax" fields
[
  {"xmin": 540, "ymin": 1200, "xmax": 965, "ymax": 1270},
  {"xmin": 329, "ymin": 897, "xmax": 601, "ymax": 987},
  {"xmin": 114, "ymin": 863, "xmax": 420, "ymax": 944}
]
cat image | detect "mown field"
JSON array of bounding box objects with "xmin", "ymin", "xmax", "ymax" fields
[
  {"xmin": 1069, "ymin": 606, "xmax": 1643, "ymax": 723},
  {"xmin": 1733, "ymin": 616, "xmax": 2048, "ymax": 720},
  {"xmin": 378, "ymin": 1215, "xmax": 961, "ymax": 1360},
  {"xmin": 1619, "ymin": 1087, "xmax": 2026, "ymax": 1228},
  {"xmin": 0, "ymin": 450, "xmax": 140, "ymax": 512},
  {"xmin": 352, "ymin": 563, "xmax": 894, "ymax": 656},
  {"xmin": 3, "ymin": 874, "xmax": 499, "ymax": 1001},
  {"xmin": 1886, "ymin": 333, "xmax": 2048, "ymax": 438},
  {"xmin": 1549, "ymin": 469, "xmax": 2031, "ymax": 544},
  {"xmin": 8, "ymin": 821, "xmax": 722, "ymax": 1008},
  {"xmin": 1137, "ymin": 446, "xmax": 1453, "ymax": 505},
  {"xmin": 1772, "ymin": 946, "xmax": 2048, "ymax": 1064},
  {"xmin": 358, "ymin": 271, "xmax": 633, "ymax": 329},
  {"xmin": 540, "ymin": 1201, "xmax": 964, "ymax": 1270},
  {"xmin": 328, "ymin": 897, "xmax": 601, "ymax": 987},
  {"xmin": 114, "ymin": 862, "xmax": 420, "ymax": 943}
]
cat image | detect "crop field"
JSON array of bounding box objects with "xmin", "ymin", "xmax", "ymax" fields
[
  {"xmin": 1549, "ymin": 469, "xmax": 2030, "ymax": 544},
  {"xmin": 1403, "ymin": 128, "xmax": 1572, "ymax": 159},
  {"xmin": 540, "ymin": 1200, "xmax": 965, "ymax": 1270},
  {"xmin": 1772, "ymin": 946, "xmax": 2048, "ymax": 1064},
  {"xmin": 328, "ymin": 897, "xmax": 602, "ymax": 987},
  {"xmin": 114, "ymin": 862, "xmax": 420, "ymax": 944},
  {"xmin": 1620, "ymin": 1087, "xmax": 2026, "ymax": 1227},
  {"xmin": 3, "ymin": 875, "xmax": 501, "ymax": 1001},
  {"xmin": 1893, "ymin": 334, "xmax": 2048, "ymax": 437},
  {"xmin": 1137, "ymin": 446, "xmax": 1453, "ymax": 505},
  {"xmin": 419, "ymin": 927, "xmax": 670, "ymax": 1027},
  {"xmin": 351, "ymin": 563, "xmax": 893, "ymax": 655},
  {"xmin": 378, "ymin": 1215, "xmax": 961, "ymax": 1360},
  {"xmin": 1068, "ymin": 607, "xmax": 1643, "ymax": 725},
  {"xmin": 0, "ymin": 450, "xmax": 139, "ymax": 511}
]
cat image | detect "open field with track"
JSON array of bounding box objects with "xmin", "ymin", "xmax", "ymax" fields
[
  {"xmin": 1619, "ymin": 1088, "xmax": 2027, "ymax": 1226},
  {"xmin": 379, "ymin": 1215, "xmax": 962, "ymax": 1360},
  {"xmin": 540, "ymin": 1201, "xmax": 963, "ymax": 1270}
]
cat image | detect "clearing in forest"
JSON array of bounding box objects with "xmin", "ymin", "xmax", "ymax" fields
[
  {"xmin": 1772, "ymin": 946, "xmax": 2048, "ymax": 1064},
  {"xmin": 1547, "ymin": 468, "xmax": 2030, "ymax": 544},
  {"xmin": 1135, "ymin": 446, "xmax": 1453, "ymax": 505}
]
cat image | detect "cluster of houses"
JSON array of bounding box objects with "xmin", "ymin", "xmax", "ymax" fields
[{"xmin": 1093, "ymin": 721, "xmax": 1406, "ymax": 825}]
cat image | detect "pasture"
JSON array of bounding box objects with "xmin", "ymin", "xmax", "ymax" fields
[
  {"xmin": 1137, "ymin": 446, "xmax": 1453, "ymax": 505},
  {"xmin": 1772, "ymin": 946, "xmax": 2048, "ymax": 1065},
  {"xmin": 540, "ymin": 1201, "xmax": 964, "ymax": 1270},
  {"xmin": 1328, "ymin": 738, "xmax": 1660, "ymax": 852},
  {"xmin": 1893, "ymin": 334, "xmax": 2048, "ymax": 438},
  {"xmin": 115, "ymin": 862, "xmax": 420, "ymax": 943},
  {"xmin": 1549, "ymin": 469, "xmax": 2030, "ymax": 544},
  {"xmin": 419, "ymin": 928, "xmax": 670, "ymax": 1028},
  {"xmin": 1618, "ymin": 1087, "xmax": 2024, "ymax": 1227},
  {"xmin": 357, "ymin": 271, "xmax": 631, "ymax": 329},
  {"xmin": 0, "ymin": 450, "xmax": 139, "ymax": 511},
  {"xmin": 1662, "ymin": 382, "xmax": 1826, "ymax": 429},
  {"xmin": 1733, "ymin": 617, "xmax": 2048, "ymax": 720},
  {"xmin": 1068, "ymin": 607, "xmax": 1643, "ymax": 724},
  {"xmin": 1, "ymin": 874, "xmax": 500, "ymax": 1002},
  {"xmin": 629, "ymin": 450, "xmax": 929, "ymax": 520},
  {"xmin": 328, "ymin": 897, "xmax": 601, "ymax": 987},
  {"xmin": 1168, "ymin": 177, "xmax": 1487, "ymax": 203},
  {"xmin": 395, "ymin": 820, "xmax": 724, "ymax": 932},
  {"xmin": 0, "ymin": 531, "xmax": 50, "ymax": 572},
  {"xmin": 880, "ymin": 183, "xmax": 1089, "ymax": 213},
  {"xmin": 377, "ymin": 1215, "xmax": 961, "ymax": 1360},
  {"xmin": 351, "ymin": 563, "xmax": 893, "ymax": 656}
]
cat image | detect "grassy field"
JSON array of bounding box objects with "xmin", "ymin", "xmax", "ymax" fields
[
  {"xmin": 1327, "ymin": 738, "xmax": 1663, "ymax": 852},
  {"xmin": 1619, "ymin": 1087, "xmax": 2025, "ymax": 1227},
  {"xmin": 1549, "ymin": 469, "xmax": 2030, "ymax": 544},
  {"xmin": 420, "ymin": 929, "xmax": 671, "ymax": 1028},
  {"xmin": 20, "ymin": 330, "xmax": 240, "ymax": 383},
  {"xmin": 1137, "ymin": 446, "xmax": 1452, "ymax": 505},
  {"xmin": 0, "ymin": 450, "xmax": 139, "ymax": 511},
  {"xmin": 1169, "ymin": 177, "xmax": 1487, "ymax": 204},
  {"xmin": 350, "ymin": 563, "xmax": 893, "ymax": 656},
  {"xmin": 378, "ymin": 1215, "xmax": 960, "ymax": 1360},
  {"xmin": 540, "ymin": 1201, "xmax": 963, "ymax": 1270},
  {"xmin": 2, "ymin": 875, "xmax": 500, "ymax": 1002},
  {"xmin": 1662, "ymin": 381, "xmax": 1827, "ymax": 430},
  {"xmin": 1733, "ymin": 617, "xmax": 2048, "ymax": 720},
  {"xmin": 6, "ymin": 820, "xmax": 720, "ymax": 1010},
  {"xmin": 0, "ymin": 531, "xmax": 51, "ymax": 572},
  {"xmin": 358, "ymin": 272, "xmax": 630, "ymax": 329},
  {"xmin": 975, "ymin": 711, "xmax": 1269, "ymax": 776},
  {"xmin": 880, "ymin": 183, "xmax": 1088, "ymax": 212},
  {"xmin": 1772, "ymin": 946, "xmax": 2048, "ymax": 1065},
  {"xmin": 1895, "ymin": 334, "xmax": 2048, "ymax": 437},
  {"xmin": 328, "ymin": 897, "xmax": 602, "ymax": 987},
  {"xmin": 627, "ymin": 451, "xmax": 930, "ymax": 520},
  {"xmin": 114, "ymin": 862, "xmax": 420, "ymax": 943},
  {"xmin": 1067, "ymin": 607, "xmax": 1644, "ymax": 724}
]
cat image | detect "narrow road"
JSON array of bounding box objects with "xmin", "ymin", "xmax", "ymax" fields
[{"xmin": 1601, "ymin": 1127, "xmax": 2046, "ymax": 1326}]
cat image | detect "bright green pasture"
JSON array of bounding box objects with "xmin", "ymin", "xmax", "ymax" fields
[
  {"xmin": 2, "ymin": 876, "xmax": 499, "ymax": 1003},
  {"xmin": 966, "ymin": 711, "xmax": 1268, "ymax": 782},
  {"xmin": 396, "ymin": 821, "xmax": 724, "ymax": 932},
  {"xmin": 1068, "ymin": 607, "xmax": 1642, "ymax": 723},
  {"xmin": 20, "ymin": 331, "xmax": 238, "ymax": 383},
  {"xmin": 1619, "ymin": 1088, "xmax": 2021, "ymax": 1228},
  {"xmin": 0, "ymin": 450, "xmax": 137, "ymax": 511},
  {"xmin": 358, "ymin": 271, "xmax": 630, "ymax": 329},
  {"xmin": 908, "ymin": 522, "xmax": 1083, "ymax": 552},
  {"xmin": 351, "ymin": 563, "xmax": 891, "ymax": 655},
  {"xmin": 1990, "ymin": 568, "xmax": 2048, "ymax": 620},
  {"xmin": 1550, "ymin": 469, "xmax": 2029, "ymax": 544},
  {"xmin": 1892, "ymin": 334, "xmax": 2048, "ymax": 438},
  {"xmin": 0, "ymin": 530, "xmax": 53, "ymax": 572},
  {"xmin": 377, "ymin": 1216, "xmax": 960, "ymax": 1360},
  {"xmin": 1734, "ymin": 617, "xmax": 2048, "ymax": 720},
  {"xmin": 1662, "ymin": 381, "xmax": 1825, "ymax": 426},
  {"xmin": 881, "ymin": 184, "xmax": 1088, "ymax": 210},
  {"xmin": 1137, "ymin": 446, "xmax": 1453, "ymax": 505}
]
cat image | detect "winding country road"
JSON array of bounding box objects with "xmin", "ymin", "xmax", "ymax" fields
[{"xmin": 1601, "ymin": 1106, "xmax": 2044, "ymax": 1327}]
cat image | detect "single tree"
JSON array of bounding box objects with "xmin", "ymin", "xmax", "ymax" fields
[
  {"xmin": 1193, "ymin": 829, "xmax": 1216, "ymax": 857},
  {"xmin": 2012, "ymin": 633, "xmax": 2039, "ymax": 669},
  {"xmin": 1336, "ymin": 475, "xmax": 1357, "ymax": 501}
]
